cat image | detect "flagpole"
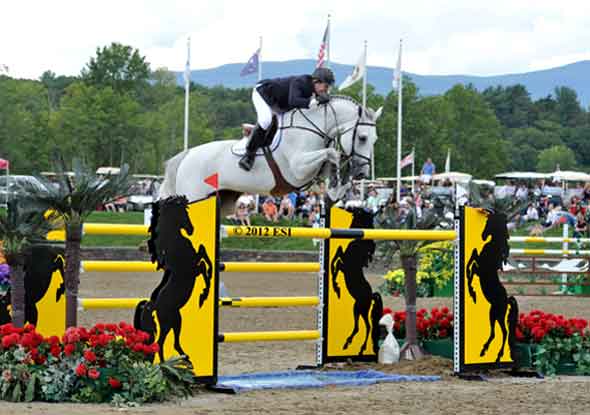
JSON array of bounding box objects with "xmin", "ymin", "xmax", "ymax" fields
[
  {"xmin": 258, "ymin": 36, "xmax": 263, "ymax": 82},
  {"xmin": 395, "ymin": 39, "xmax": 403, "ymax": 202},
  {"xmin": 362, "ymin": 41, "xmax": 373, "ymax": 180},
  {"xmin": 183, "ymin": 36, "xmax": 191, "ymax": 152},
  {"xmin": 411, "ymin": 147, "xmax": 415, "ymax": 194}
]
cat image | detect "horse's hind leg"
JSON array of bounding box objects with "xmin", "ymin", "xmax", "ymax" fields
[
  {"xmin": 480, "ymin": 308, "xmax": 497, "ymax": 357},
  {"xmin": 344, "ymin": 304, "xmax": 360, "ymax": 350},
  {"xmin": 171, "ymin": 311, "xmax": 191, "ymax": 364},
  {"xmin": 158, "ymin": 325, "xmax": 171, "ymax": 363},
  {"xmin": 496, "ymin": 318, "xmax": 508, "ymax": 363},
  {"xmin": 359, "ymin": 307, "xmax": 371, "ymax": 355}
]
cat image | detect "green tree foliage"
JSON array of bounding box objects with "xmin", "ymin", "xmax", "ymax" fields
[
  {"xmin": 81, "ymin": 43, "xmax": 150, "ymax": 95},
  {"xmin": 536, "ymin": 145, "xmax": 577, "ymax": 172}
]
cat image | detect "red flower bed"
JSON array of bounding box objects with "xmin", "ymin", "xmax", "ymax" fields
[
  {"xmin": 516, "ymin": 309, "xmax": 589, "ymax": 344},
  {"xmin": 383, "ymin": 307, "xmax": 590, "ymax": 344}
]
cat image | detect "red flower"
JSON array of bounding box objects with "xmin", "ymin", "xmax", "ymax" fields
[
  {"xmin": 88, "ymin": 368, "xmax": 100, "ymax": 380},
  {"xmin": 35, "ymin": 354, "xmax": 47, "ymax": 365},
  {"xmin": 108, "ymin": 377, "xmax": 122, "ymax": 389},
  {"xmin": 50, "ymin": 345, "xmax": 61, "ymax": 358},
  {"xmin": 75, "ymin": 363, "xmax": 87, "ymax": 377},
  {"xmin": 64, "ymin": 343, "xmax": 75, "ymax": 356},
  {"xmin": 439, "ymin": 328, "xmax": 448, "ymax": 338},
  {"xmin": 83, "ymin": 350, "xmax": 97, "ymax": 363}
]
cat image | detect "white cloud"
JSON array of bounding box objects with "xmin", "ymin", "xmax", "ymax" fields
[{"xmin": 1, "ymin": 0, "xmax": 589, "ymax": 79}]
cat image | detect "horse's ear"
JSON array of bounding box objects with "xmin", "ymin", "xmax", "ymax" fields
[{"xmin": 374, "ymin": 106, "xmax": 384, "ymax": 120}]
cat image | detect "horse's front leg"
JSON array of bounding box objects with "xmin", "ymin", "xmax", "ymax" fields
[{"xmin": 466, "ymin": 249, "xmax": 479, "ymax": 303}]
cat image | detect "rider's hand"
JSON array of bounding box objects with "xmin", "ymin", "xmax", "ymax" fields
[{"xmin": 317, "ymin": 93, "xmax": 330, "ymax": 105}]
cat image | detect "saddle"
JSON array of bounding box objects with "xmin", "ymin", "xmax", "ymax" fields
[{"xmin": 231, "ymin": 115, "xmax": 280, "ymax": 157}]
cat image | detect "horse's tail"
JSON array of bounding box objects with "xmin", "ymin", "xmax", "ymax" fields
[
  {"xmin": 134, "ymin": 299, "xmax": 157, "ymax": 344},
  {"xmin": 507, "ymin": 296, "xmax": 519, "ymax": 362},
  {"xmin": 370, "ymin": 292, "xmax": 384, "ymax": 356},
  {"xmin": 158, "ymin": 150, "xmax": 189, "ymax": 199}
]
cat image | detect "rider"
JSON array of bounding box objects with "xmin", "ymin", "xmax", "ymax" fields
[{"xmin": 238, "ymin": 67, "xmax": 336, "ymax": 171}]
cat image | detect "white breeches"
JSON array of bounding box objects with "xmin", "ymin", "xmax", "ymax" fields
[{"xmin": 252, "ymin": 88, "xmax": 273, "ymax": 130}]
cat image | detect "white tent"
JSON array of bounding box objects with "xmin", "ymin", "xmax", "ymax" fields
[
  {"xmin": 432, "ymin": 172, "xmax": 472, "ymax": 182},
  {"xmin": 495, "ymin": 172, "xmax": 549, "ymax": 180},
  {"xmin": 550, "ymin": 170, "xmax": 590, "ymax": 182}
]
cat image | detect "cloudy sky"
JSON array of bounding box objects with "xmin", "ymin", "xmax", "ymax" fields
[{"xmin": 2, "ymin": 0, "xmax": 590, "ymax": 79}]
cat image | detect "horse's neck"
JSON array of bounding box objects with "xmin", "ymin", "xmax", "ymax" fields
[{"xmin": 280, "ymin": 100, "xmax": 358, "ymax": 150}]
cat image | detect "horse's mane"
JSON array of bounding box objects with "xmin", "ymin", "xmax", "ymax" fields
[
  {"xmin": 331, "ymin": 95, "xmax": 362, "ymax": 108},
  {"xmin": 147, "ymin": 195, "xmax": 189, "ymax": 270}
]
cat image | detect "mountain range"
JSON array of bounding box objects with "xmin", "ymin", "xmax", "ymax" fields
[{"xmin": 176, "ymin": 59, "xmax": 590, "ymax": 107}]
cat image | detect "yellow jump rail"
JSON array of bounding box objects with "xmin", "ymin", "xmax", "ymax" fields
[
  {"xmin": 80, "ymin": 261, "xmax": 320, "ymax": 273},
  {"xmin": 218, "ymin": 330, "xmax": 320, "ymax": 343},
  {"xmin": 79, "ymin": 296, "xmax": 320, "ymax": 310}
]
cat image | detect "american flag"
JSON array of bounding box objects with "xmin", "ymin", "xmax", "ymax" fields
[
  {"xmin": 400, "ymin": 150, "xmax": 414, "ymax": 169},
  {"xmin": 316, "ymin": 21, "xmax": 330, "ymax": 68}
]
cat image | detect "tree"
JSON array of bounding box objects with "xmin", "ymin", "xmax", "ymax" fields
[
  {"xmin": 377, "ymin": 200, "xmax": 451, "ymax": 360},
  {"xmin": 536, "ymin": 145, "xmax": 577, "ymax": 172},
  {"xmin": 81, "ymin": 43, "xmax": 150, "ymax": 95},
  {"xmin": 33, "ymin": 157, "xmax": 132, "ymax": 327},
  {"xmin": 554, "ymin": 86, "xmax": 584, "ymax": 127},
  {"xmin": 444, "ymin": 85, "xmax": 507, "ymax": 178}
]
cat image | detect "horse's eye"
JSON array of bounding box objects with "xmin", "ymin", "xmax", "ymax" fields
[{"xmin": 359, "ymin": 134, "xmax": 368, "ymax": 143}]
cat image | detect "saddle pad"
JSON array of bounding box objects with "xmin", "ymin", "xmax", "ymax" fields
[{"xmin": 230, "ymin": 115, "xmax": 284, "ymax": 157}]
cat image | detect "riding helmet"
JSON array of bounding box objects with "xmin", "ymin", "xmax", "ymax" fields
[{"xmin": 312, "ymin": 67, "xmax": 335, "ymax": 86}]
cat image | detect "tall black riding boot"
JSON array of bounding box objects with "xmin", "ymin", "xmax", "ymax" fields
[{"xmin": 239, "ymin": 125, "xmax": 266, "ymax": 171}]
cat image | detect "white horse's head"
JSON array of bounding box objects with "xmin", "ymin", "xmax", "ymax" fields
[{"xmin": 329, "ymin": 97, "xmax": 383, "ymax": 180}]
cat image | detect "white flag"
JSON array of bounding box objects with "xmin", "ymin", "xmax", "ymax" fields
[
  {"xmin": 393, "ymin": 40, "xmax": 402, "ymax": 88},
  {"xmin": 445, "ymin": 148, "xmax": 451, "ymax": 173},
  {"xmin": 184, "ymin": 37, "xmax": 191, "ymax": 85},
  {"xmin": 339, "ymin": 50, "xmax": 366, "ymax": 90}
]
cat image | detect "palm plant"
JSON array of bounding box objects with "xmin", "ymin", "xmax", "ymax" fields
[
  {"xmin": 377, "ymin": 199, "xmax": 453, "ymax": 360},
  {"xmin": 0, "ymin": 199, "xmax": 56, "ymax": 327},
  {"xmin": 32, "ymin": 156, "xmax": 132, "ymax": 327}
]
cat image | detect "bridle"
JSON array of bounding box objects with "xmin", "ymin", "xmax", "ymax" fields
[{"xmin": 278, "ymin": 100, "xmax": 376, "ymax": 176}]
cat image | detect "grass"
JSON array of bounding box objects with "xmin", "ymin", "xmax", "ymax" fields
[{"xmin": 79, "ymin": 211, "xmax": 316, "ymax": 251}]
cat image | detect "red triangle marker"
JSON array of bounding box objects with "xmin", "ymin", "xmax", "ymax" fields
[{"xmin": 204, "ymin": 173, "xmax": 219, "ymax": 190}]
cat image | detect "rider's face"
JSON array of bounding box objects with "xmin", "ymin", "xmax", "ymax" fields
[{"xmin": 314, "ymin": 82, "xmax": 329, "ymax": 95}]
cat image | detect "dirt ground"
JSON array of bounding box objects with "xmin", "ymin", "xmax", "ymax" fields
[{"xmin": 3, "ymin": 270, "xmax": 590, "ymax": 414}]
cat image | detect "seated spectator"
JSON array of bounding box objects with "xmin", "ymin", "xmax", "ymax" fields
[
  {"xmin": 234, "ymin": 200, "xmax": 251, "ymax": 226},
  {"xmin": 237, "ymin": 192, "xmax": 255, "ymax": 211},
  {"xmin": 300, "ymin": 198, "xmax": 313, "ymax": 222},
  {"xmin": 515, "ymin": 184, "xmax": 528, "ymax": 200},
  {"xmin": 365, "ymin": 188, "xmax": 379, "ymax": 213},
  {"xmin": 523, "ymin": 204, "xmax": 539, "ymax": 222},
  {"xmin": 262, "ymin": 198, "xmax": 279, "ymax": 223},
  {"xmin": 278, "ymin": 194, "xmax": 295, "ymax": 220},
  {"xmin": 309, "ymin": 203, "xmax": 322, "ymax": 227},
  {"xmin": 584, "ymin": 183, "xmax": 590, "ymax": 202},
  {"xmin": 574, "ymin": 209, "xmax": 587, "ymax": 238}
]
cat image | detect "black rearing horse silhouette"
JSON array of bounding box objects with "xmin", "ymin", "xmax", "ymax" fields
[
  {"xmin": 466, "ymin": 211, "xmax": 518, "ymax": 363},
  {"xmin": 24, "ymin": 245, "xmax": 65, "ymax": 326},
  {"xmin": 330, "ymin": 208, "xmax": 382, "ymax": 355},
  {"xmin": 134, "ymin": 196, "xmax": 213, "ymax": 365}
]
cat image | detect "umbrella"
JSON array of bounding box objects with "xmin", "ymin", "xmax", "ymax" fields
[
  {"xmin": 494, "ymin": 171, "xmax": 549, "ymax": 180},
  {"xmin": 550, "ymin": 170, "xmax": 590, "ymax": 182}
]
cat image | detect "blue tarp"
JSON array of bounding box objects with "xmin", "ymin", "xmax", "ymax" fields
[{"xmin": 213, "ymin": 370, "xmax": 441, "ymax": 393}]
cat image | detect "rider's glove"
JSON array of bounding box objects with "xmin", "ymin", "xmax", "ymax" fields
[{"xmin": 317, "ymin": 93, "xmax": 330, "ymax": 105}]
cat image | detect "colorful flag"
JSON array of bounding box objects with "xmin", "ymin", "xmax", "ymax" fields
[
  {"xmin": 240, "ymin": 49, "xmax": 260, "ymax": 77},
  {"xmin": 400, "ymin": 150, "xmax": 414, "ymax": 169},
  {"xmin": 204, "ymin": 173, "xmax": 219, "ymax": 190},
  {"xmin": 0, "ymin": 159, "xmax": 9, "ymax": 170},
  {"xmin": 339, "ymin": 50, "xmax": 366, "ymax": 90},
  {"xmin": 316, "ymin": 20, "xmax": 330, "ymax": 68}
]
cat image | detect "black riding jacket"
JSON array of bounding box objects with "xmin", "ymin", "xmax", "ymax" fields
[{"xmin": 256, "ymin": 75, "xmax": 314, "ymax": 112}]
